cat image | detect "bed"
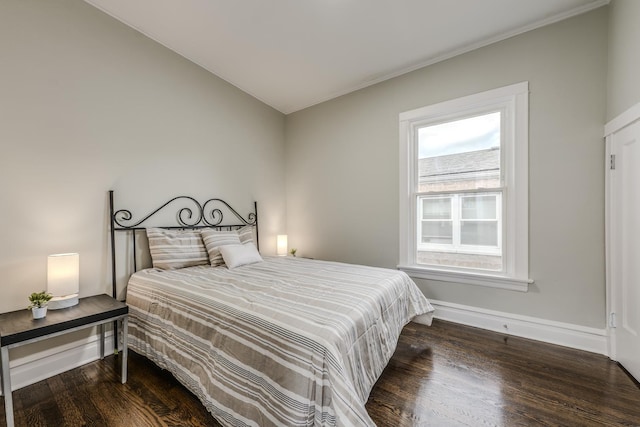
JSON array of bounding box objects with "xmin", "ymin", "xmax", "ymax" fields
[{"xmin": 109, "ymin": 191, "xmax": 434, "ymax": 426}]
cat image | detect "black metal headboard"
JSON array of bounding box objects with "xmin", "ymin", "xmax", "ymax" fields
[{"xmin": 109, "ymin": 190, "xmax": 258, "ymax": 300}]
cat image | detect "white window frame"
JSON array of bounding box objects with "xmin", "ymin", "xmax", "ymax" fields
[{"xmin": 399, "ymin": 82, "xmax": 531, "ymax": 291}]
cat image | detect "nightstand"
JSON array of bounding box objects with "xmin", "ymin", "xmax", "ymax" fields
[{"xmin": 0, "ymin": 294, "xmax": 128, "ymax": 427}]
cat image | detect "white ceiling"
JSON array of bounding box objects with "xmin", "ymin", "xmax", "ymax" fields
[{"xmin": 84, "ymin": 0, "xmax": 608, "ymax": 114}]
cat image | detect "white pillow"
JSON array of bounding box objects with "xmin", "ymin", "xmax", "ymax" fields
[{"xmin": 219, "ymin": 243, "xmax": 263, "ymax": 269}]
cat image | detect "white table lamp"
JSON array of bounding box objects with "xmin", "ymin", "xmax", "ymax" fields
[
  {"xmin": 47, "ymin": 253, "xmax": 79, "ymax": 310},
  {"xmin": 276, "ymin": 235, "xmax": 288, "ymax": 256}
]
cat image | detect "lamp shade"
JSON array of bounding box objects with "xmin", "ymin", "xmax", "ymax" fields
[
  {"xmin": 47, "ymin": 253, "xmax": 79, "ymax": 309},
  {"xmin": 276, "ymin": 235, "xmax": 288, "ymax": 256}
]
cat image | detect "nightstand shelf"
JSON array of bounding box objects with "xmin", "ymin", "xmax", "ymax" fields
[{"xmin": 0, "ymin": 294, "xmax": 128, "ymax": 427}]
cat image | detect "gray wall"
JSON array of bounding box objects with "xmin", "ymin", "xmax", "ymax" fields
[
  {"xmin": 285, "ymin": 9, "xmax": 608, "ymax": 328},
  {"xmin": 607, "ymin": 0, "xmax": 640, "ymax": 120},
  {"xmin": 0, "ymin": 0, "xmax": 286, "ymax": 316}
]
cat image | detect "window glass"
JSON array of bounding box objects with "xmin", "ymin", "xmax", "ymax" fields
[
  {"xmin": 461, "ymin": 195, "xmax": 497, "ymax": 220},
  {"xmin": 415, "ymin": 112, "xmax": 503, "ymax": 271},
  {"xmin": 461, "ymin": 221, "xmax": 498, "ymax": 246},
  {"xmin": 422, "ymin": 221, "xmax": 453, "ymax": 244},
  {"xmin": 420, "ymin": 197, "xmax": 453, "ymax": 244},
  {"xmin": 422, "ymin": 197, "xmax": 451, "ymax": 219},
  {"xmin": 418, "ymin": 112, "xmax": 501, "ymax": 193}
]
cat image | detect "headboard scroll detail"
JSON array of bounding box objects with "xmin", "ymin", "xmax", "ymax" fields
[{"xmin": 113, "ymin": 195, "xmax": 257, "ymax": 229}]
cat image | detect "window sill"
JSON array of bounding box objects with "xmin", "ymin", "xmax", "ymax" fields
[{"xmin": 397, "ymin": 265, "xmax": 532, "ymax": 292}]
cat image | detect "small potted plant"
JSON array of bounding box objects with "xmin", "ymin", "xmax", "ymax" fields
[{"xmin": 28, "ymin": 291, "xmax": 52, "ymax": 319}]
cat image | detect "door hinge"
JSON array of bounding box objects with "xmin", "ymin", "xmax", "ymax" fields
[
  {"xmin": 610, "ymin": 312, "xmax": 617, "ymax": 328},
  {"xmin": 610, "ymin": 154, "xmax": 616, "ymax": 170}
]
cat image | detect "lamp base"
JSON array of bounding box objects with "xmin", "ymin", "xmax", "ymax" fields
[{"xmin": 48, "ymin": 294, "xmax": 79, "ymax": 310}]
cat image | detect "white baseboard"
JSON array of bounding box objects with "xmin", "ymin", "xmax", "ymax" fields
[
  {"xmin": 430, "ymin": 299, "xmax": 609, "ymax": 355},
  {"xmin": 1, "ymin": 332, "xmax": 117, "ymax": 394}
]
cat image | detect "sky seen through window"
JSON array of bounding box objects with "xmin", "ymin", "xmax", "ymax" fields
[{"xmin": 419, "ymin": 112, "xmax": 500, "ymax": 158}]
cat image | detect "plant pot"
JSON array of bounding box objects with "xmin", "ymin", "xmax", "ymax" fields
[{"xmin": 32, "ymin": 306, "xmax": 47, "ymax": 319}]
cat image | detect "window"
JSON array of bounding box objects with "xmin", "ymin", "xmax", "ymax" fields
[{"xmin": 399, "ymin": 82, "xmax": 530, "ymax": 291}]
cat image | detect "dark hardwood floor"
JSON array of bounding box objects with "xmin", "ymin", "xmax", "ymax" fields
[
  {"xmin": 2, "ymin": 319, "xmax": 639, "ymax": 426},
  {"xmin": 367, "ymin": 320, "xmax": 640, "ymax": 426}
]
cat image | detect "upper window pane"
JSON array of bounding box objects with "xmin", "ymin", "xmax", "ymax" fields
[
  {"xmin": 422, "ymin": 197, "xmax": 451, "ymax": 219},
  {"xmin": 417, "ymin": 112, "xmax": 501, "ymax": 193},
  {"xmin": 461, "ymin": 195, "xmax": 497, "ymax": 220}
]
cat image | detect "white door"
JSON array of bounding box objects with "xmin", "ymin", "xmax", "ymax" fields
[{"xmin": 609, "ymin": 118, "xmax": 640, "ymax": 382}]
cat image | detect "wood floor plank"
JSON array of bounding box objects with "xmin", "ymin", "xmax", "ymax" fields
[{"xmin": 1, "ymin": 319, "xmax": 639, "ymax": 426}]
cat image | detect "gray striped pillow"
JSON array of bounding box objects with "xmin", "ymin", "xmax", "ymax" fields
[
  {"xmin": 201, "ymin": 229, "xmax": 241, "ymax": 267},
  {"xmin": 237, "ymin": 225, "xmax": 257, "ymax": 245},
  {"xmin": 146, "ymin": 228, "xmax": 209, "ymax": 270}
]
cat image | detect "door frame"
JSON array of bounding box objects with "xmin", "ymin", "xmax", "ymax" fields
[{"xmin": 604, "ymin": 102, "xmax": 640, "ymax": 362}]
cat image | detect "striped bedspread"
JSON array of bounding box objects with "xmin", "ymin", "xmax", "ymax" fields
[{"xmin": 126, "ymin": 256, "xmax": 434, "ymax": 426}]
